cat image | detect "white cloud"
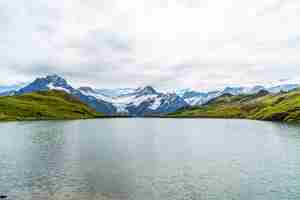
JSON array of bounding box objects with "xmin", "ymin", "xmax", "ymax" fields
[{"xmin": 1, "ymin": 0, "xmax": 300, "ymax": 90}]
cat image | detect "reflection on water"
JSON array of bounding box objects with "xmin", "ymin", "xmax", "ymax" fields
[{"xmin": 0, "ymin": 119, "xmax": 300, "ymax": 200}]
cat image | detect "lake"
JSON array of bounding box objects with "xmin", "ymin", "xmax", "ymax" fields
[{"xmin": 0, "ymin": 118, "xmax": 300, "ymax": 200}]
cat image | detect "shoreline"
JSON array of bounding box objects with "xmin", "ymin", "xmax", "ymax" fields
[{"xmin": 1, "ymin": 114, "xmax": 298, "ymax": 124}]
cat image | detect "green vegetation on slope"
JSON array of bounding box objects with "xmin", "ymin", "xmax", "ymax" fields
[
  {"xmin": 169, "ymin": 89, "xmax": 300, "ymax": 122},
  {"xmin": 0, "ymin": 90, "xmax": 103, "ymax": 121}
]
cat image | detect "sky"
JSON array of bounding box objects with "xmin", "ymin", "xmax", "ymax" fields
[{"xmin": 1, "ymin": 0, "xmax": 300, "ymax": 90}]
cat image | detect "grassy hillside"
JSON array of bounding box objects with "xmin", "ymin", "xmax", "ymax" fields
[
  {"xmin": 0, "ymin": 90, "xmax": 103, "ymax": 121},
  {"xmin": 169, "ymin": 89, "xmax": 300, "ymax": 122}
]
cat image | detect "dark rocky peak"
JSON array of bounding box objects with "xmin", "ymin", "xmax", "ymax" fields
[
  {"xmin": 44, "ymin": 74, "xmax": 68, "ymax": 86},
  {"xmin": 256, "ymin": 89, "xmax": 270, "ymax": 96},
  {"xmin": 136, "ymin": 86, "xmax": 158, "ymax": 95},
  {"xmin": 17, "ymin": 74, "xmax": 72, "ymax": 94}
]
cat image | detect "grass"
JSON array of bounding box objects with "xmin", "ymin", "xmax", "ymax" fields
[
  {"xmin": 169, "ymin": 89, "xmax": 300, "ymax": 122},
  {"xmin": 0, "ymin": 90, "xmax": 103, "ymax": 121},
  {"xmin": 2, "ymin": 88, "xmax": 300, "ymax": 122}
]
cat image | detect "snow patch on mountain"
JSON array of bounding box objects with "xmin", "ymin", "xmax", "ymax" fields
[
  {"xmin": 5, "ymin": 74, "xmax": 300, "ymax": 115},
  {"xmin": 149, "ymin": 96, "xmax": 162, "ymax": 110},
  {"xmin": 47, "ymin": 82, "xmax": 71, "ymax": 93},
  {"xmin": 268, "ymin": 84, "xmax": 299, "ymax": 93},
  {"xmin": 177, "ymin": 84, "xmax": 300, "ymax": 106},
  {"xmin": 94, "ymin": 88, "xmax": 136, "ymax": 98},
  {"xmin": 79, "ymin": 86, "xmax": 187, "ymax": 115},
  {"xmin": 17, "ymin": 75, "xmax": 116, "ymax": 114}
]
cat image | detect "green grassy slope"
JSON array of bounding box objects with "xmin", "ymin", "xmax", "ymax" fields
[
  {"xmin": 0, "ymin": 90, "xmax": 103, "ymax": 121},
  {"xmin": 169, "ymin": 89, "xmax": 300, "ymax": 122}
]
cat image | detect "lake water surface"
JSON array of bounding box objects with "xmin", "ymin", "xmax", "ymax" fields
[{"xmin": 0, "ymin": 119, "xmax": 300, "ymax": 200}]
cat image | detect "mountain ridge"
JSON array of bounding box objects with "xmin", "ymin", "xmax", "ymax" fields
[
  {"xmin": 1, "ymin": 74, "xmax": 300, "ymax": 116},
  {"xmin": 169, "ymin": 88, "xmax": 300, "ymax": 122},
  {"xmin": 0, "ymin": 90, "xmax": 103, "ymax": 121},
  {"xmin": 15, "ymin": 74, "xmax": 117, "ymax": 115}
]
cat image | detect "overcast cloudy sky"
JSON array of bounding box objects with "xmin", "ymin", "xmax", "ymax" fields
[{"xmin": 1, "ymin": 0, "xmax": 300, "ymax": 90}]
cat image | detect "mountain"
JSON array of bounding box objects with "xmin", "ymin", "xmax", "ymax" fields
[
  {"xmin": 176, "ymin": 84, "xmax": 299, "ymax": 107},
  {"xmin": 3, "ymin": 74, "xmax": 300, "ymax": 117},
  {"xmin": 221, "ymin": 87, "xmax": 245, "ymax": 95},
  {"xmin": 17, "ymin": 75, "xmax": 116, "ymax": 114},
  {"xmin": 17, "ymin": 75, "xmax": 72, "ymax": 94},
  {"xmin": 268, "ymin": 84, "xmax": 299, "ymax": 93},
  {"xmin": 176, "ymin": 87, "xmax": 249, "ymax": 106},
  {"xmin": 134, "ymin": 86, "xmax": 158, "ymax": 96},
  {"xmin": 78, "ymin": 86, "xmax": 188, "ymax": 116},
  {"xmin": 0, "ymin": 90, "xmax": 103, "ymax": 121},
  {"xmin": 0, "ymin": 83, "xmax": 27, "ymax": 96},
  {"xmin": 126, "ymin": 92, "xmax": 188, "ymax": 116},
  {"xmin": 177, "ymin": 89, "xmax": 220, "ymax": 106},
  {"xmin": 247, "ymin": 85, "xmax": 266, "ymax": 94},
  {"xmin": 78, "ymin": 83, "xmax": 300, "ymax": 115},
  {"xmin": 0, "ymin": 90, "xmax": 17, "ymax": 97},
  {"xmin": 219, "ymin": 85, "xmax": 299, "ymax": 95},
  {"xmin": 92, "ymin": 88, "xmax": 136, "ymax": 98},
  {"xmin": 169, "ymin": 88, "xmax": 300, "ymax": 122},
  {"xmin": 14, "ymin": 75, "xmax": 187, "ymax": 116}
]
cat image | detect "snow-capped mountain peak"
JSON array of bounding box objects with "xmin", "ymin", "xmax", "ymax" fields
[
  {"xmin": 44, "ymin": 75, "xmax": 71, "ymax": 92},
  {"xmin": 77, "ymin": 85, "xmax": 187, "ymax": 115},
  {"xmin": 4, "ymin": 74, "xmax": 300, "ymax": 116},
  {"xmin": 45, "ymin": 74, "xmax": 66, "ymax": 84},
  {"xmin": 17, "ymin": 74, "xmax": 72, "ymax": 94},
  {"xmin": 135, "ymin": 86, "xmax": 158, "ymax": 96},
  {"xmin": 16, "ymin": 75, "xmax": 116, "ymax": 114}
]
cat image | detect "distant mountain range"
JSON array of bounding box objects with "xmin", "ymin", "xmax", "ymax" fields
[
  {"xmin": 169, "ymin": 88, "xmax": 300, "ymax": 122},
  {"xmin": 0, "ymin": 83, "xmax": 27, "ymax": 96},
  {"xmin": 1, "ymin": 74, "xmax": 300, "ymax": 116},
  {"xmin": 78, "ymin": 85, "xmax": 188, "ymax": 115},
  {"xmin": 176, "ymin": 84, "xmax": 300, "ymax": 106}
]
